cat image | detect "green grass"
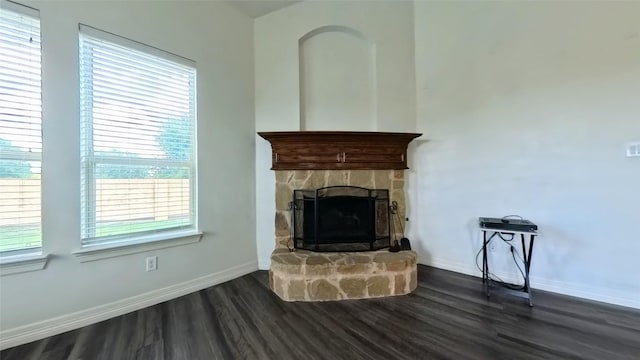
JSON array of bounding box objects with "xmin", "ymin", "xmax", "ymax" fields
[
  {"xmin": 0, "ymin": 226, "xmax": 41, "ymax": 252},
  {"xmin": 0, "ymin": 218, "xmax": 190, "ymax": 252},
  {"xmin": 96, "ymin": 218, "xmax": 190, "ymax": 238}
]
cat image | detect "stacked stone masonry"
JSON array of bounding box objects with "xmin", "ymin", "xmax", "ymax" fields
[
  {"xmin": 270, "ymin": 169, "xmax": 417, "ymax": 301},
  {"xmin": 274, "ymin": 169, "xmax": 407, "ymax": 249},
  {"xmin": 270, "ymin": 248, "xmax": 418, "ymax": 301}
]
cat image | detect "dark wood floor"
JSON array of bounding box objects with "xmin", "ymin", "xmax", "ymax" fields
[{"xmin": 3, "ymin": 265, "xmax": 640, "ymax": 360}]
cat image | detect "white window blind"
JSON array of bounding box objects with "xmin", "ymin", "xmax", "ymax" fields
[
  {"xmin": 0, "ymin": 4, "xmax": 42, "ymax": 254},
  {"xmin": 79, "ymin": 25, "xmax": 197, "ymax": 247}
]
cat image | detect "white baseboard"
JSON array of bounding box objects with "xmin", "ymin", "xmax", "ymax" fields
[
  {"xmin": 420, "ymin": 256, "xmax": 640, "ymax": 310},
  {"xmin": 0, "ymin": 261, "xmax": 258, "ymax": 350}
]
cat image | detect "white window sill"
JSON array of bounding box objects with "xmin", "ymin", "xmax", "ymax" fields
[
  {"xmin": 0, "ymin": 253, "xmax": 50, "ymax": 276},
  {"xmin": 72, "ymin": 230, "xmax": 203, "ymax": 263}
]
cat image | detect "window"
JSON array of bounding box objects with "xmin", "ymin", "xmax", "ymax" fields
[
  {"xmin": 79, "ymin": 25, "xmax": 197, "ymax": 248},
  {"xmin": 0, "ymin": 4, "xmax": 42, "ymax": 254}
]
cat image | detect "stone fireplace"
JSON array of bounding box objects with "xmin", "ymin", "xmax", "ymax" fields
[
  {"xmin": 259, "ymin": 131, "xmax": 421, "ymax": 301},
  {"xmin": 274, "ymin": 170, "xmax": 405, "ymax": 250}
]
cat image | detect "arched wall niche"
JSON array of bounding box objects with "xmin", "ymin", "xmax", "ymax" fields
[{"xmin": 298, "ymin": 25, "xmax": 377, "ymax": 131}]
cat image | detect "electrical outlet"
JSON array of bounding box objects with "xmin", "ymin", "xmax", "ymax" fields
[
  {"xmin": 146, "ymin": 256, "xmax": 157, "ymax": 272},
  {"xmin": 627, "ymin": 142, "xmax": 640, "ymax": 157}
]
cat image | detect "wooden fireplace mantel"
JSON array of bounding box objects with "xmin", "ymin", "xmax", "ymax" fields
[{"xmin": 258, "ymin": 131, "xmax": 422, "ymax": 170}]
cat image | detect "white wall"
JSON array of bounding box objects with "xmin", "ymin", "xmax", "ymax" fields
[
  {"xmin": 254, "ymin": 0, "xmax": 416, "ymax": 268},
  {"xmin": 300, "ymin": 28, "xmax": 375, "ymax": 130},
  {"xmin": 0, "ymin": 0, "xmax": 256, "ymax": 342},
  {"xmin": 412, "ymin": 1, "xmax": 640, "ymax": 308}
]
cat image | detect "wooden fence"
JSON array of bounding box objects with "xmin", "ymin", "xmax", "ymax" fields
[{"xmin": 0, "ymin": 179, "xmax": 190, "ymax": 226}]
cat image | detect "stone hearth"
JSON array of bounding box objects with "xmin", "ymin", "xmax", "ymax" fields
[{"xmin": 270, "ymin": 248, "xmax": 417, "ymax": 301}]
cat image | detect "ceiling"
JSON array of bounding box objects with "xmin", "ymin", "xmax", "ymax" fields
[{"xmin": 225, "ymin": 0, "xmax": 302, "ymax": 18}]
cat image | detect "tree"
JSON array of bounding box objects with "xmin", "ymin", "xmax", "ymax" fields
[
  {"xmin": 0, "ymin": 138, "xmax": 33, "ymax": 178},
  {"xmin": 155, "ymin": 118, "xmax": 192, "ymax": 179},
  {"xmin": 95, "ymin": 150, "xmax": 150, "ymax": 179}
]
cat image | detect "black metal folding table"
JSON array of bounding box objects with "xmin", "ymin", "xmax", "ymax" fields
[{"xmin": 481, "ymin": 226, "xmax": 538, "ymax": 307}]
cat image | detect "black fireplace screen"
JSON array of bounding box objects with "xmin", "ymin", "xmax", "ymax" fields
[{"xmin": 293, "ymin": 186, "xmax": 390, "ymax": 252}]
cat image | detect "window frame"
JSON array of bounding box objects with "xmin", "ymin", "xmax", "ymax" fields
[
  {"xmin": 0, "ymin": 2, "xmax": 43, "ymax": 258},
  {"xmin": 78, "ymin": 24, "xmax": 198, "ymax": 250}
]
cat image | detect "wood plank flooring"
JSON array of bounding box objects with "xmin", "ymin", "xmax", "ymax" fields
[{"xmin": 2, "ymin": 265, "xmax": 639, "ymax": 359}]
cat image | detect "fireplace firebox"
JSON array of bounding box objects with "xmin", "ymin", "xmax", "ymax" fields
[{"xmin": 292, "ymin": 186, "xmax": 390, "ymax": 252}]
